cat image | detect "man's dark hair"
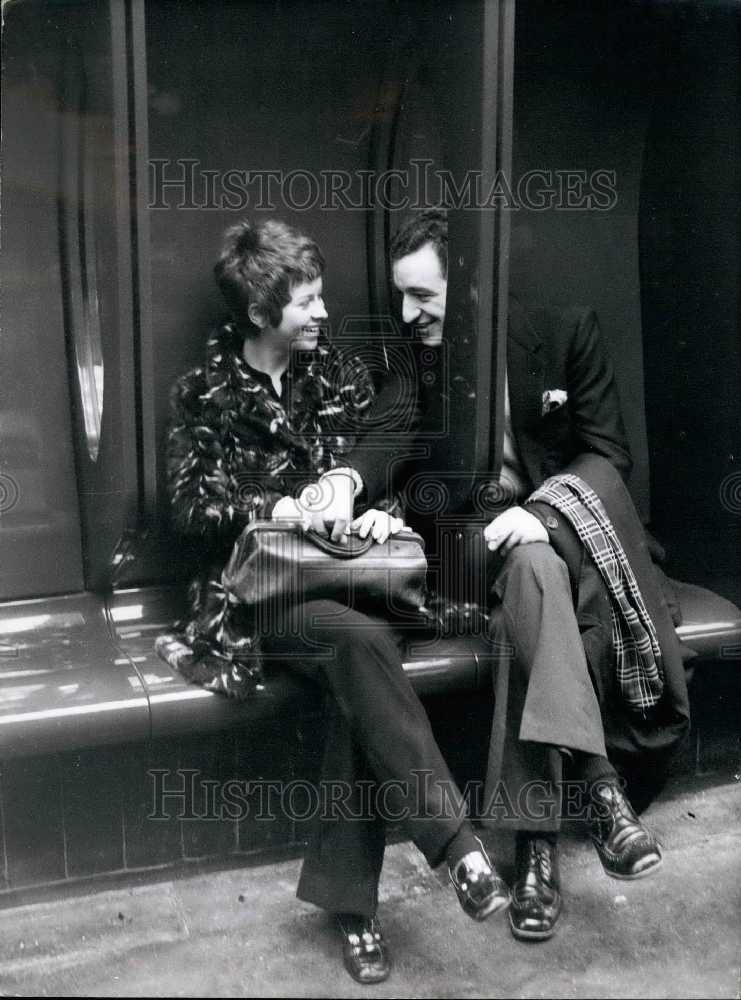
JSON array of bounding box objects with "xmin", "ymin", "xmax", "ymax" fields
[
  {"xmin": 389, "ymin": 209, "xmax": 448, "ymax": 278},
  {"xmin": 214, "ymin": 219, "xmax": 325, "ymax": 333}
]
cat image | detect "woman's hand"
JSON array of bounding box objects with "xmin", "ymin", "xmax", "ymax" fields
[
  {"xmin": 350, "ymin": 509, "xmax": 407, "ymax": 544},
  {"xmin": 271, "ymin": 494, "xmax": 338, "ymax": 537},
  {"xmin": 271, "ymin": 496, "xmax": 311, "ymax": 527},
  {"xmin": 299, "ymin": 473, "xmax": 356, "ymax": 542}
]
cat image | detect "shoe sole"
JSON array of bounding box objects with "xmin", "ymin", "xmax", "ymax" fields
[{"xmin": 599, "ymin": 852, "xmax": 663, "ymax": 880}]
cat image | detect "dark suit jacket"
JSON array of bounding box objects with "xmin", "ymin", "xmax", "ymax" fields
[
  {"xmin": 349, "ymin": 297, "xmax": 633, "ymax": 507},
  {"xmin": 506, "ymin": 296, "xmax": 632, "ymax": 489}
]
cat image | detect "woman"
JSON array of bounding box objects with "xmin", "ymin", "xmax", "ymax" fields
[{"xmin": 164, "ymin": 219, "xmax": 510, "ymax": 985}]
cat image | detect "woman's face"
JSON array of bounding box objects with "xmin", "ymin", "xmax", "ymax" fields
[{"xmin": 266, "ymin": 276, "xmax": 328, "ymax": 352}]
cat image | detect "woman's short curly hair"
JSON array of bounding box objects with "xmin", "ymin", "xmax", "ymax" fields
[{"xmin": 214, "ymin": 219, "xmax": 325, "ymax": 332}]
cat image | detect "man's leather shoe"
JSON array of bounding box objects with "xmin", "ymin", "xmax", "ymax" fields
[
  {"xmin": 449, "ymin": 839, "xmax": 510, "ymax": 921},
  {"xmin": 590, "ymin": 781, "xmax": 663, "ymax": 880},
  {"xmin": 509, "ymin": 836, "xmax": 562, "ymax": 941},
  {"xmin": 335, "ymin": 913, "xmax": 390, "ymax": 985}
]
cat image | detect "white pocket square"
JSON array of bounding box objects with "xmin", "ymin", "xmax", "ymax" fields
[{"xmin": 542, "ymin": 388, "xmax": 568, "ymax": 415}]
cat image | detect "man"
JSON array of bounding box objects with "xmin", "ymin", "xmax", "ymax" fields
[{"xmin": 347, "ymin": 208, "xmax": 689, "ymax": 942}]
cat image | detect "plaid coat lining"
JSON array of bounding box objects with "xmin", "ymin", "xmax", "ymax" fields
[{"xmin": 529, "ymin": 474, "xmax": 664, "ymax": 715}]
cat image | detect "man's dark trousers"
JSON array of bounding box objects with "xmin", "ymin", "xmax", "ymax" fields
[{"xmin": 483, "ymin": 541, "xmax": 609, "ymax": 831}]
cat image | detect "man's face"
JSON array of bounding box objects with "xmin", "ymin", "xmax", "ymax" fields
[
  {"xmin": 391, "ymin": 242, "xmax": 447, "ymax": 347},
  {"xmin": 268, "ymin": 276, "xmax": 328, "ymax": 351}
]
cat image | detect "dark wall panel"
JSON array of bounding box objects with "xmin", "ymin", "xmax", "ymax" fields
[
  {"xmin": 511, "ymin": 1, "xmax": 657, "ymax": 518},
  {"xmin": 0, "ymin": 8, "xmax": 85, "ymax": 600},
  {"xmin": 640, "ymin": 4, "xmax": 741, "ymax": 588},
  {"xmin": 145, "ymin": 1, "xmax": 396, "ymax": 548}
]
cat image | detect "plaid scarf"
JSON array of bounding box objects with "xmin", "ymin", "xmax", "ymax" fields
[{"xmin": 529, "ymin": 474, "xmax": 664, "ymax": 714}]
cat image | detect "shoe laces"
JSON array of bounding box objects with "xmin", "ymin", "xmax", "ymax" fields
[
  {"xmin": 594, "ymin": 784, "xmax": 651, "ymax": 848},
  {"xmin": 529, "ymin": 839, "xmax": 554, "ymax": 876},
  {"xmin": 338, "ymin": 914, "xmax": 383, "ymax": 947},
  {"xmin": 451, "ymin": 837, "xmax": 494, "ymax": 888},
  {"xmin": 455, "ymin": 851, "xmax": 491, "ymax": 880},
  {"xmin": 512, "ymin": 838, "xmax": 557, "ymax": 901}
]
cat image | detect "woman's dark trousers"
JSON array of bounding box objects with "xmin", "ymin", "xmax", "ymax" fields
[{"xmin": 261, "ymin": 600, "xmax": 468, "ymax": 918}]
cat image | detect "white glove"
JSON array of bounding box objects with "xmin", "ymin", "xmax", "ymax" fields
[
  {"xmin": 483, "ymin": 506, "xmax": 549, "ymax": 555},
  {"xmin": 350, "ymin": 509, "xmax": 406, "ymax": 545},
  {"xmin": 271, "ymin": 496, "xmax": 312, "ymax": 529},
  {"xmin": 299, "ymin": 473, "xmax": 356, "ymax": 541}
]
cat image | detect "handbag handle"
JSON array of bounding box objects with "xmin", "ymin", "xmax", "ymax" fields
[{"xmin": 304, "ymin": 528, "xmax": 375, "ymax": 559}]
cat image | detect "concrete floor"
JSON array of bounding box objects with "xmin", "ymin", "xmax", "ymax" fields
[{"xmin": 0, "ymin": 771, "xmax": 738, "ymax": 999}]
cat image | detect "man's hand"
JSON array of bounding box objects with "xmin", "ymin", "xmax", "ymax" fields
[
  {"xmin": 484, "ymin": 506, "xmax": 549, "ymax": 556},
  {"xmin": 350, "ymin": 510, "xmax": 406, "ymax": 545}
]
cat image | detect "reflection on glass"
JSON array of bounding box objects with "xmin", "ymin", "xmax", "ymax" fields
[
  {"xmin": 61, "ymin": 65, "xmax": 104, "ymax": 462},
  {"xmin": 76, "ymin": 116, "xmax": 104, "ymax": 461}
]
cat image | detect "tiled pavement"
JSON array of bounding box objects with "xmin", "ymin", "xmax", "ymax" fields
[{"xmin": 0, "ymin": 769, "xmax": 738, "ymax": 998}]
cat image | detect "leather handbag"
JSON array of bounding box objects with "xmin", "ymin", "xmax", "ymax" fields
[{"xmin": 221, "ymin": 521, "xmax": 429, "ymax": 621}]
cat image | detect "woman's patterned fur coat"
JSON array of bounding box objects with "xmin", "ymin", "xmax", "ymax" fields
[{"xmin": 161, "ymin": 321, "xmax": 378, "ymax": 698}]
